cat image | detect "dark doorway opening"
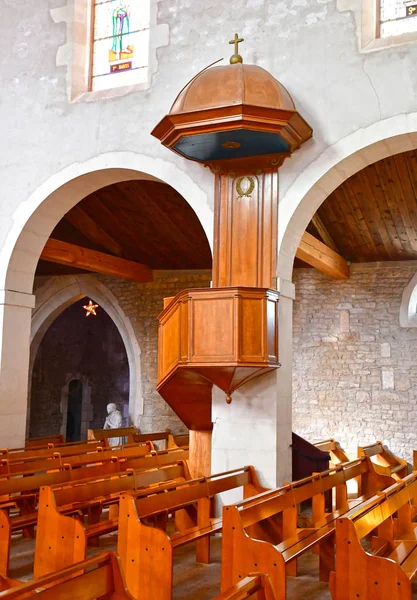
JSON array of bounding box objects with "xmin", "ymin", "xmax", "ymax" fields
[{"xmin": 66, "ymin": 379, "xmax": 83, "ymax": 442}]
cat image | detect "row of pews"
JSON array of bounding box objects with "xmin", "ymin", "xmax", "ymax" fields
[{"xmin": 0, "ymin": 431, "xmax": 415, "ymax": 599}]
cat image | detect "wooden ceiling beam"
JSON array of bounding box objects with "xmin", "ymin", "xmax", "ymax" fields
[
  {"xmin": 311, "ymin": 214, "xmax": 339, "ymax": 253},
  {"xmin": 41, "ymin": 239, "xmax": 153, "ymax": 283},
  {"xmin": 65, "ymin": 205, "xmax": 124, "ymax": 257},
  {"xmin": 296, "ymin": 232, "xmax": 350, "ymax": 280}
]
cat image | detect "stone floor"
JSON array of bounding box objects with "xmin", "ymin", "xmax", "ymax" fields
[{"xmin": 7, "ymin": 532, "xmax": 417, "ymax": 598}]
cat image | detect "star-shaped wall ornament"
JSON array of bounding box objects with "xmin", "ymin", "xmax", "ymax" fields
[{"xmin": 83, "ymin": 299, "xmax": 99, "ymax": 317}]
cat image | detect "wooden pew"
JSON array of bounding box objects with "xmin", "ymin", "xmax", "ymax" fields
[
  {"xmin": 0, "ymin": 552, "xmax": 134, "ymax": 599},
  {"xmin": 117, "ymin": 466, "xmax": 267, "ymax": 600},
  {"xmin": 0, "ymin": 451, "xmax": 188, "ymax": 577},
  {"xmin": 0, "ymin": 442, "xmax": 155, "ymax": 476},
  {"xmin": 0, "ymin": 439, "xmax": 110, "ymax": 461},
  {"xmin": 32, "ymin": 460, "xmax": 191, "ymax": 578},
  {"xmin": 25, "ymin": 434, "xmax": 65, "ymax": 448},
  {"xmin": 132, "ymin": 430, "xmax": 189, "ymax": 450},
  {"xmin": 330, "ymin": 473, "xmax": 417, "ymax": 600},
  {"xmin": 0, "ymin": 559, "xmax": 275, "ymax": 600},
  {"xmin": 314, "ymin": 439, "xmax": 350, "ymax": 465},
  {"xmin": 221, "ymin": 457, "xmax": 395, "ymax": 600},
  {"xmin": 88, "ymin": 426, "xmax": 137, "ymax": 444},
  {"xmin": 0, "ymin": 446, "xmax": 187, "ymax": 510},
  {"xmin": 358, "ymin": 440, "xmax": 408, "ymax": 482},
  {"xmin": 215, "ymin": 574, "xmax": 276, "ymax": 600}
]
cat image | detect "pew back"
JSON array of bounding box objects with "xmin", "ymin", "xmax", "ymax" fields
[
  {"xmin": 0, "ymin": 441, "xmax": 155, "ymax": 476},
  {"xmin": 0, "ymin": 439, "xmax": 109, "ymax": 461},
  {"xmin": 88, "ymin": 427, "xmax": 137, "ymax": 444},
  {"xmin": 314, "ymin": 439, "xmax": 350, "ymax": 465},
  {"xmin": 358, "ymin": 440, "xmax": 408, "ymax": 480},
  {"xmin": 25, "ymin": 434, "xmax": 65, "ymax": 448}
]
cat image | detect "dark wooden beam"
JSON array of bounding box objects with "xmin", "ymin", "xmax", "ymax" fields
[
  {"xmin": 296, "ymin": 232, "xmax": 350, "ymax": 280},
  {"xmin": 41, "ymin": 239, "xmax": 153, "ymax": 283},
  {"xmin": 312, "ymin": 214, "xmax": 339, "ymax": 253},
  {"xmin": 65, "ymin": 205, "xmax": 123, "ymax": 257}
]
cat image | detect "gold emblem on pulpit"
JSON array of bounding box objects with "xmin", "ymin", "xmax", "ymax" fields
[{"xmin": 236, "ymin": 176, "xmax": 255, "ymax": 198}]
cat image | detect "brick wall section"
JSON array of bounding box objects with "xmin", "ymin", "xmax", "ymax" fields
[
  {"xmin": 92, "ymin": 270, "xmax": 212, "ymax": 433},
  {"xmin": 293, "ymin": 262, "xmax": 417, "ymax": 464}
]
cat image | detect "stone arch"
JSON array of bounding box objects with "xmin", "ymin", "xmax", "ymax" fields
[
  {"xmin": 400, "ymin": 270, "xmax": 417, "ymax": 328},
  {"xmin": 30, "ymin": 274, "xmax": 143, "ymax": 428},
  {"xmin": 1, "ymin": 151, "xmax": 213, "ymax": 295},
  {"xmin": 278, "ymin": 114, "xmax": 417, "ymax": 281}
]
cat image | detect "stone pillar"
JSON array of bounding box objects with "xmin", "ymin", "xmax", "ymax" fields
[
  {"xmin": 276, "ymin": 277, "xmax": 295, "ymax": 485},
  {"xmin": 0, "ymin": 289, "xmax": 35, "ymax": 448},
  {"xmin": 211, "ymin": 278, "xmax": 295, "ymax": 489},
  {"xmin": 212, "ymin": 370, "xmax": 279, "ymax": 489}
]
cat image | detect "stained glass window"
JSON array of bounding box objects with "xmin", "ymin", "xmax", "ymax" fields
[
  {"xmin": 379, "ymin": 0, "xmax": 417, "ymax": 38},
  {"xmin": 91, "ymin": 0, "xmax": 150, "ymax": 91}
]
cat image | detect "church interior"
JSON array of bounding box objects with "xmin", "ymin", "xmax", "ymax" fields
[{"xmin": 2, "ymin": 0, "xmax": 417, "ymax": 598}]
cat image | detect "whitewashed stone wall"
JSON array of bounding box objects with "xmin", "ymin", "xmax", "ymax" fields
[{"xmin": 293, "ymin": 262, "xmax": 417, "ymax": 464}]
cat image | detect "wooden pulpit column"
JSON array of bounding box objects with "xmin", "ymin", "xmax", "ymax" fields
[
  {"xmin": 152, "ymin": 37, "xmax": 312, "ymax": 478},
  {"xmin": 212, "ymin": 171, "xmax": 278, "ymax": 289}
]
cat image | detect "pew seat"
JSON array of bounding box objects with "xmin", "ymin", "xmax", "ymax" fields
[
  {"xmin": 330, "ymin": 473, "xmax": 417, "ymax": 600},
  {"xmin": 215, "ymin": 574, "xmax": 276, "ymax": 600},
  {"xmin": 0, "ymin": 552, "xmax": 134, "ymax": 599}
]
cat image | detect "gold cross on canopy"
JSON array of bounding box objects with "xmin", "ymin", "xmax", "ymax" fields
[{"xmin": 229, "ymin": 33, "xmax": 244, "ymax": 64}]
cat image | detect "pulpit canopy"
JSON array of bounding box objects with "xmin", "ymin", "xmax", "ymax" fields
[{"xmin": 151, "ymin": 50, "xmax": 312, "ymax": 172}]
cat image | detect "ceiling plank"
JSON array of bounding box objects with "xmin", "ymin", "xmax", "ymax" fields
[
  {"xmin": 296, "ymin": 232, "xmax": 350, "ymax": 280},
  {"xmin": 65, "ymin": 205, "xmax": 124, "ymax": 257},
  {"xmin": 41, "ymin": 239, "xmax": 153, "ymax": 283},
  {"xmin": 364, "ymin": 164, "xmax": 405, "ymax": 256},
  {"xmin": 311, "ymin": 214, "xmax": 339, "ymax": 253}
]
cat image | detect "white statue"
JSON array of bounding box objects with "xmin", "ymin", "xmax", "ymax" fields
[{"xmin": 103, "ymin": 403, "xmax": 123, "ymax": 446}]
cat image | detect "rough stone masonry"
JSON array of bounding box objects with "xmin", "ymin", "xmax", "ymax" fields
[{"xmin": 292, "ymin": 261, "xmax": 417, "ymax": 464}]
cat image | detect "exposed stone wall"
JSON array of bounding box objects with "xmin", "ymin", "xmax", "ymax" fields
[
  {"xmin": 98, "ymin": 270, "xmax": 212, "ymax": 433},
  {"xmin": 30, "ymin": 298, "xmax": 129, "ymax": 438},
  {"xmin": 292, "ymin": 262, "xmax": 417, "ymax": 464},
  {"xmin": 32, "ymin": 270, "xmax": 211, "ymax": 436}
]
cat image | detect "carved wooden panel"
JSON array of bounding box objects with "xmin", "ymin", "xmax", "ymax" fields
[{"xmin": 212, "ymin": 171, "xmax": 278, "ymax": 289}]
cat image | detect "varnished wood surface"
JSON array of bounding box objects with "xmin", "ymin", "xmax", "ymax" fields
[
  {"xmin": 357, "ymin": 441, "xmax": 408, "ymax": 481},
  {"xmin": 41, "ymin": 239, "xmax": 153, "ymax": 283},
  {"xmin": 309, "ymin": 150, "xmax": 417, "ymax": 264},
  {"xmin": 212, "ymin": 172, "xmax": 278, "ymax": 289},
  {"xmin": 331, "ymin": 473, "xmax": 417, "ymax": 600},
  {"xmin": 313, "ymin": 439, "xmax": 350, "ymax": 466},
  {"xmin": 157, "ymin": 287, "xmax": 279, "ymax": 430},
  {"xmin": 221, "ymin": 458, "xmax": 395, "ymax": 598},
  {"xmin": 296, "ymin": 232, "xmax": 350, "ymax": 279},
  {"xmin": 0, "ymin": 552, "xmax": 135, "ymax": 599},
  {"xmin": 36, "ymin": 180, "xmax": 212, "ymax": 276},
  {"xmin": 117, "ymin": 466, "xmax": 266, "ymax": 600}
]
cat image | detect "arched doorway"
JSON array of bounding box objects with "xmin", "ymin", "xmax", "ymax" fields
[
  {"xmin": 0, "ymin": 155, "xmax": 213, "ymax": 446},
  {"xmin": 30, "ymin": 274, "xmax": 143, "ymax": 431},
  {"xmin": 29, "ymin": 297, "xmax": 129, "ymax": 441}
]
